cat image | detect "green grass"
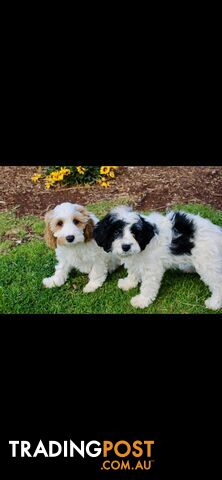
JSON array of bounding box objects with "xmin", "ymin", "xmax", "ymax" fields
[{"xmin": 0, "ymin": 201, "xmax": 222, "ymax": 314}]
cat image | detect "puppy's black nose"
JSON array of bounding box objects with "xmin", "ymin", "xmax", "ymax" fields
[
  {"xmin": 66, "ymin": 235, "xmax": 75, "ymax": 243},
  {"xmin": 122, "ymin": 244, "xmax": 131, "ymax": 252}
]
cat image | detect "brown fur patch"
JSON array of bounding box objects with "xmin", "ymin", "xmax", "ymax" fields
[
  {"xmin": 56, "ymin": 237, "xmax": 67, "ymax": 246},
  {"xmin": 84, "ymin": 218, "xmax": 95, "ymax": 242},
  {"xmin": 44, "ymin": 210, "xmax": 57, "ymax": 250},
  {"xmin": 73, "ymin": 213, "xmax": 89, "ymax": 228}
]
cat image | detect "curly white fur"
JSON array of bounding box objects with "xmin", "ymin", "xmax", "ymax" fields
[{"xmin": 43, "ymin": 203, "xmax": 120, "ymax": 292}]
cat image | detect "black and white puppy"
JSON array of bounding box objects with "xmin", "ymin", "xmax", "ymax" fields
[{"xmin": 93, "ymin": 206, "xmax": 222, "ymax": 310}]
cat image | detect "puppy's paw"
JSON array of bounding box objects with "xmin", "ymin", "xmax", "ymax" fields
[
  {"xmin": 118, "ymin": 278, "xmax": 135, "ymax": 291},
  {"xmin": 43, "ymin": 276, "xmax": 65, "ymax": 288},
  {"xmin": 83, "ymin": 282, "xmax": 99, "ymax": 293},
  {"xmin": 205, "ymin": 297, "xmax": 222, "ymax": 310},
  {"xmin": 130, "ymin": 295, "xmax": 149, "ymax": 309},
  {"xmin": 43, "ymin": 277, "xmax": 57, "ymax": 288}
]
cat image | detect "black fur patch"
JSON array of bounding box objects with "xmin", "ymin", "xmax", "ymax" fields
[
  {"xmin": 170, "ymin": 212, "xmax": 195, "ymax": 255},
  {"xmin": 131, "ymin": 216, "xmax": 156, "ymax": 251},
  {"xmin": 93, "ymin": 213, "xmax": 126, "ymax": 253}
]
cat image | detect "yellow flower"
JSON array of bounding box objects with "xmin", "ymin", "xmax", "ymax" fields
[
  {"xmin": 77, "ymin": 166, "xmax": 86, "ymax": 175},
  {"xmin": 58, "ymin": 174, "xmax": 65, "ymax": 181},
  {"xmin": 60, "ymin": 168, "xmax": 71, "ymax": 176},
  {"xmin": 31, "ymin": 174, "xmax": 42, "ymax": 183},
  {"xmin": 51, "ymin": 172, "xmax": 58, "ymax": 177},
  {"xmin": 101, "ymin": 181, "xmax": 110, "ymax": 188},
  {"xmin": 100, "ymin": 166, "xmax": 111, "ymax": 175},
  {"xmin": 45, "ymin": 183, "xmax": 52, "ymax": 189},
  {"xmin": 45, "ymin": 175, "xmax": 54, "ymax": 183},
  {"xmin": 109, "ymin": 171, "xmax": 115, "ymax": 178}
]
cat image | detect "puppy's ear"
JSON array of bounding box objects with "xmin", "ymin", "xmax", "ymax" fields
[
  {"xmin": 93, "ymin": 214, "xmax": 111, "ymax": 252},
  {"xmin": 44, "ymin": 210, "xmax": 57, "ymax": 250},
  {"xmin": 131, "ymin": 216, "xmax": 157, "ymax": 251},
  {"xmin": 84, "ymin": 218, "xmax": 95, "ymax": 242},
  {"xmin": 93, "ymin": 213, "xmax": 125, "ymax": 253}
]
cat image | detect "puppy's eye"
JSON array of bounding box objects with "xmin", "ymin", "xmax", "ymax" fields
[
  {"xmin": 57, "ymin": 221, "xmax": 63, "ymax": 227},
  {"xmin": 73, "ymin": 219, "xmax": 80, "ymax": 225}
]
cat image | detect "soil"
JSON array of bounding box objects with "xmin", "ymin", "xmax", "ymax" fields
[{"xmin": 0, "ymin": 166, "xmax": 222, "ymax": 217}]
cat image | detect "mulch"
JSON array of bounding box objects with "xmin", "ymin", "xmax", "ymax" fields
[{"xmin": 0, "ymin": 166, "xmax": 222, "ymax": 217}]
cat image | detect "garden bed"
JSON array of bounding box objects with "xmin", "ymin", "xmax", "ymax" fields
[{"xmin": 0, "ymin": 166, "xmax": 222, "ymax": 216}]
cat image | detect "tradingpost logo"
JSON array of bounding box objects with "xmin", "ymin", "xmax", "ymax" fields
[{"xmin": 9, "ymin": 439, "xmax": 156, "ymax": 472}]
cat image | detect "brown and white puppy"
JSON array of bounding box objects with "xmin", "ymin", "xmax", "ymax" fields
[{"xmin": 43, "ymin": 202, "xmax": 120, "ymax": 292}]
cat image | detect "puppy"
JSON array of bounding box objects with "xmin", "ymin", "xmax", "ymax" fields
[
  {"xmin": 93, "ymin": 206, "xmax": 222, "ymax": 310},
  {"xmin": 43, "ymin": 202, "xmax": 120, "ymax": 292}
]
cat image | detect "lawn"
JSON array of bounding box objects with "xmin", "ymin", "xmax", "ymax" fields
[{"xmin": 0, "ymin": 200, "xmax": 222, "ymax": 314}]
